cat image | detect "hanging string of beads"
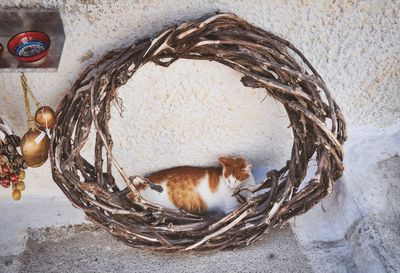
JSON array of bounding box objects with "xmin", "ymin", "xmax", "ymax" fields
[{"xmin": 0, "ymin": 116, "xmax": 27, "ymax": 201}]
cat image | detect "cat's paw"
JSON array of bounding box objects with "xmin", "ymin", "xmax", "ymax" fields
[{"xmin": 238, "ymin": 190, "xmax": 254, "ymax": 200}]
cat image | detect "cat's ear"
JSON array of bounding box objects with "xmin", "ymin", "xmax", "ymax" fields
[{"xmin": 218, "ymin": 156, "xmax": 231, "ymax": 166}]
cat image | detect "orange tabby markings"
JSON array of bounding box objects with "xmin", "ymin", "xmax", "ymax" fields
[
  {"xmin": 148, "ymin": 166, "xmax": 209, "ymax": 214},
  {"xmin": 208, "ymin": 168, "xmax": 221, "ymax": 193},
  {"xmin": 168, "ymin": 176, "xmax": 207, "ymax": 214},
  {"xmin": 219, "ymin": 156, "xmax": 250, "ymax": 181}
]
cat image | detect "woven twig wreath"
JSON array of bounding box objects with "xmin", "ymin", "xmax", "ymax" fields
[{"xmin": 51, "ymin": 13, "xmax": 346, "ymax": 252}]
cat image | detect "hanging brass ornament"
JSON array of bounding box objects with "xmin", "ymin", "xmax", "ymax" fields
[
  {"xmin": 20, "ymin": 128, "xmax": 50, "ymax": 167},
  {"xmin": 19, "ymin": 73, "xmax": 55, "ymax": 168},
  {"xmin": 35, "ymin": 106, "xmax": 56, "ymax": 129}
]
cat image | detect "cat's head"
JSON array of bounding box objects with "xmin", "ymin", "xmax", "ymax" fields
[{"xmin": 218, "ymin": 156, "xmax": 252, "ymax": 190}]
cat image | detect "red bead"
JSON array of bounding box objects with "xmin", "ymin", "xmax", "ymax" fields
[
  {"xmin": 10, "ymin": 174, "xmax": 18, "ymax": 183},
  {"xmin": 1, "ymin": 164, "xmax": 10, "ymax": 175},
  {"xmin": 0, "ymin": 178, "xmax": 11, "ymax": 188}
]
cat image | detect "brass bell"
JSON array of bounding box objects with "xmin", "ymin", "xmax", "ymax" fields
[
  {"xmin": 35, "ymin": 106, "xmax": 56, "ymax": 129},
  {"xmin": 20, "ymin": 128, "xmax": 50, "ymax": 168}
]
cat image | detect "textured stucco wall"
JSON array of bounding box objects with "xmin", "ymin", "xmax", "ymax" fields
[
  {"xmin": 0, "ymin": 0, "xmax": 397, "ymax": 192},
  {"xmin": 0, "ymin": 0, "xmax": 399, "ymax": 269}
]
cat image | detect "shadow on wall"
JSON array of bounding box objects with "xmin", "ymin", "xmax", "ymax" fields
[{"xmin": 292, "ymin": 122, "xmax": 400, "ymax": 272}]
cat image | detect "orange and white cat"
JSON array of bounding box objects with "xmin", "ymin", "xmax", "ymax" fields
[{"xmin": 135, "ymin": 156, "xmax": 255, "ymax": 215}]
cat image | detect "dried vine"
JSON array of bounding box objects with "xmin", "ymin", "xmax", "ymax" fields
[{"xmin": 50, "ymin": 13, "xmax": 346, "ymax": 252}]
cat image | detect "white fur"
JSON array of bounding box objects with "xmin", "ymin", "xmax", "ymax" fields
[
  {"xmin": 217, "ymin": 172, "xmax": 255, "ymax": 214},
  {"xmin": 139, "ymin": 172, "xmax": 256, "ymax": 215},
  {"xmin": 140, "ymin": 180, "xmax": 179, "ymax": 210}
]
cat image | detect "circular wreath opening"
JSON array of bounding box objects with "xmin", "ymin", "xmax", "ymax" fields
[{"xmin": 51, "ymin": 13, "xmax": 346, "ymax": 252}]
